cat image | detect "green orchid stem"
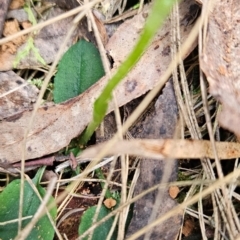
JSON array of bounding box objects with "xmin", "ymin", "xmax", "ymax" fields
[
  {"xmin": 81, "ymin": 0, "xmax": 177, "ymax": 144},
  {"xmin": 95, "ymin": 168, "xmax": 112, "ymax": 199}
]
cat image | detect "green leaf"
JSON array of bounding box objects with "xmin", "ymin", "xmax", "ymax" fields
[
  {"xmin": 81, "ymin": 0, "xmax": 177, "ymax": 143},
  {"xmin": 78, "ymin": 205, "xmax": 117, "ymax": 240},
  {"xmin": 0, "ymin": 168, "xmax": 57, "ymax": 240},
  {"xmin": 53, "ymin": 39, "xmax": 105, "ymax": 103}
]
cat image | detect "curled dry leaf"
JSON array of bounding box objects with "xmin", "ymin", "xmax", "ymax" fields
[
  {"xmin": 1, "ymin": 19, "xmax": 26, "ymax": 54},
  {"xmin": 200, "ymin": 0, "xmax": 240, "ymax": 137},
  {"xmin": 0, "ymin": 0, "xmax": 196, "ymax": 165}
]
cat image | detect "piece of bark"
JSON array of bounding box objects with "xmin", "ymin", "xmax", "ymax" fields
[
  {"xmin": 126, "ymin": 80, "xmax": 181, "ymax": 239},
  {"xmin": 200, "ymin": 0, "xmax": 240, "ymax": 138}
]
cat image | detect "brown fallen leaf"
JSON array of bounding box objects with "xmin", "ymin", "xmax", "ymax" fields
[
  {"xmin": 200, "ymin": 0, "xmax": 240, "ymax": 138},
  {"xmin": 0, "ymin": 0, "xmax": 196, "ymax": 165},
  {"xmin": 107, "ymin": 0, "xmax": 198, "ymax": 109},
  {"xmin": 0, "ymin": 71, "xmax": 38, "ymax": 120}
]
